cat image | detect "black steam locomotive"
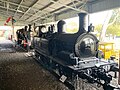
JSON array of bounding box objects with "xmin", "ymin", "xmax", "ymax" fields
[{"xmin": 33, "ymin": 13, "xmax": 119, "ymax": 90}]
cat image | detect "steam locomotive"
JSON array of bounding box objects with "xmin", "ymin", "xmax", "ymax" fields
[{"xmin": 33, "ymin": 13, "xmax": 119, "ymax": 90}]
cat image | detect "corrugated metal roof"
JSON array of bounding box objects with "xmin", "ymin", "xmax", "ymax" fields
[{"xmin": 0, "ymin": 0, "xmax": 96, "ymax": 25}]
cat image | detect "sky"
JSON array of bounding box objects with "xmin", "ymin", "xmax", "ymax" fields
[
  {"xmin": 65, "ymin": 10, "xmax": 111, "ymax": 26},
  {"xmin": 89, "ymin": 10, "xmax": 112, "ymax": 25}
]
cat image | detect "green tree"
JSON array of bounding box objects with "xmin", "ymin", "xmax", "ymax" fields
[
  {"xmin": 94, "ymin": 24, "xmax": 102, "ymax": 33},
  {"xmin": 107, "ymin": 24, "xmax": 120, "ymax": 36},
  {"xmin": 95, "ymin": 24, "xmax": 120, "ymax": 36},
  {"xmin": 96, "ymin": 8, "xmax": 120, "ymax": 40}
]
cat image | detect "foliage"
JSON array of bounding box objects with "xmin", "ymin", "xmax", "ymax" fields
[
  {"xmin": 95, "ymin": 24, "xmax": 120, "ymax": 36},
  {"xmin": 107, "ymin": 24, "xmax": 120, "ymax": 36},
  {"xmin": 95, "ymin": 8, "xmax": 120, "ymax": 37},
  {"xmin": 65, "ymin": 21, "xmax": 79, "ymax": 33},
  {"xmin": 94, "ymin": 24, "xmax": 102, "ymax": 33},
  {"xmin": 109, "ymin": 9, "xmax": 120, "ymax": 24}
]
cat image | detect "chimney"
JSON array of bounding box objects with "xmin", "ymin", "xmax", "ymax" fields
[{"xmin": 78, "ymin": 12, "xmax": 87, "ymax": 34}]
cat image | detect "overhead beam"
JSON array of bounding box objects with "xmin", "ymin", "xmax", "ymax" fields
[
  {"xmin": 19, "ymin": 7, "xmax": 31, "ymax": 20},
  {"xmin": 0, "ymin": 0, "xmax": 51, "ymax": 23},
  {"xmin": 19, "ymin": 0, "xmax": 39, "ymax": 20},
  {"xmin": 26, "ymin": 0, "xmax": 83, "ymax": 22},
  {"xmin": 0, "ymin": 11, "xmax": 11, "ymax": 18},
  {"xmin": 14, "ymin": 0, "xmax": 24, "ymax": 16},
  {"xmin": 25, "ymin": 9, "xmax": 48, "ymax": 21},
  {"xmin": 0, "ymin": 0, "xmax": 28, "ymax": 9},
  {"xmin": 30, "ymin": 13, "xmax": 54, "ymax": 23},
  {"xmin": 30, "ymin": 0, "xmax": 87, "ymax": 23},
  {"xmin": 6, "ymin": 0, "xmax": 9, "ymax": 15},
  {"xmin": 50, "ymin": 0, "xmax": 86, "ymax": 14},
  {"xmin": 50, "ymin": 0, "xmax": 81, "ymax": 12},
  {"xmin": 0, "ymin": 0, "xmax": 54, "ymax": 21},
  {"xmin": 88, "ymin": 0, "xmax": 120, "ymax": 13},
  {"xmin": 0, "ymin": 5, "xmax": 33, "ymax": 16},
  {"xmin": 0, "ymin": 0, "xmax": 39, "ymax": 13},
  {"xmin": 0, "ymin": 5, "xmax": 18, "ymax": 13},
  {"xmin": 25, "ymin": 0, "xmax": 59, "ymax": 21}
]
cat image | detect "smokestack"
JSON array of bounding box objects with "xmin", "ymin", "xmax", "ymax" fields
[
  {"xmin": 57, "ymin": 20, "xmax": 66, "ymax": 34},
  {"xmin": 78, "ymin": 12, "xmax": 87, "ymax": 34}
]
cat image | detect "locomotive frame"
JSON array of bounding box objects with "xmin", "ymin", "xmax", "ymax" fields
[{"xmin": 32, "ymin": 12, "xmax": 119, "ymax": 90}]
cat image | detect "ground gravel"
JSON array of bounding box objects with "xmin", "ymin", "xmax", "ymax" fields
[
  {"xmin": 0, "ymin": 50, "xmax": 117, "ymax": 90},
  {"xmin": 0, "ymin": 52, "xmax": 69, "ymax": 90}
]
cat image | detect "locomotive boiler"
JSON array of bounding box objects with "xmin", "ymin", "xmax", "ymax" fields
[{"xmin": 33, "ymin": 13, "xmax": 119, "ymax": 90}]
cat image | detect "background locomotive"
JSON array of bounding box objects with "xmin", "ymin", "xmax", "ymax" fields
[{"xmin": 33, "ymin": 12, "xmax": 119, "ymax": 90}]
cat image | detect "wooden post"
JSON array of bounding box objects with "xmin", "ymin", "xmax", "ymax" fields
[{"xmin": 11, "ymin": 16, "xmax": 14, "ymax": 41}]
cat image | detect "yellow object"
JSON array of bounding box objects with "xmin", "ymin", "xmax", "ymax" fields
[{"xmin": 99, "ymin": 42, "xmax": 115, "ymax": 60}]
